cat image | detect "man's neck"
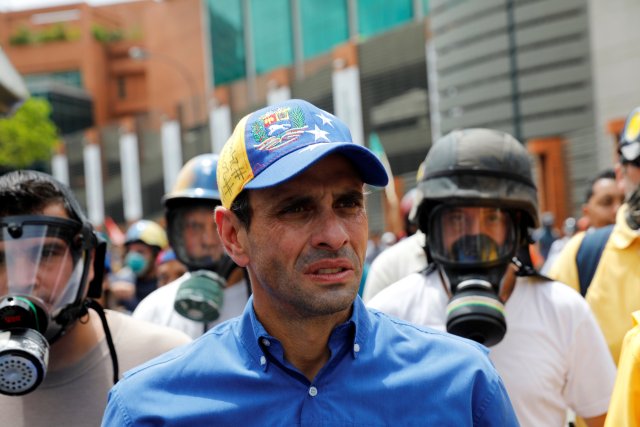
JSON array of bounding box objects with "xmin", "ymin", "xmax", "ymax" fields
[{"xmin": 254, "ymin": 299, "xmax": 351, "ymax": 382}]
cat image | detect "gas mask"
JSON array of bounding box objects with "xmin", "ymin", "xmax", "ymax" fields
[
  {"xmin": 0, "ymin": 215, "xmax": 95, "ymax": 395},
  {"xmin": 174, "ymin": 270, "xmax": 225, "ymax": 322},
  {"xmin": 167, "ymin": 205, "xmax": 232, "ymax": 323},
  {"xmin": 428, "ymin": 205, "xmax": 518, "ymax": 347}
]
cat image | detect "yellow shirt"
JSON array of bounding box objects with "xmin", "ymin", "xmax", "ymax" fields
[
  {"xmin": 549, "ymin": 205, "xmax": 640, "ymax": 364},
  {"xmin": 605, "ymin": 311, "xmax": 640, "ymax": 427}
]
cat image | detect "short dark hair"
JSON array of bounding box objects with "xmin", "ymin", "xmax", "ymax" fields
[
  {"xmin": 230, "ymin": 190, "xmax": 252, "ymax": 229},
  {"xmin": 0, "ymin": 170, "xmax": 86, "ymax": 222},
  {"xmin": 584, "ymin": 169, "xmax": 616, "ymax": 204}
]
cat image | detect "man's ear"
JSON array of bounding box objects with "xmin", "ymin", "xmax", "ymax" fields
[{"xmin": 215, "ymin": 207, "xmax": 250, "ymax": 267}]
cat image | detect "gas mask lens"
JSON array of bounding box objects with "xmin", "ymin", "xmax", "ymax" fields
[
  {"xmin": 428, "ymin": 206, "xmax": 516, "ymax": 266},
  {"xmin": 168, "ymin": 205, "xmax": 223, "ymax": 271}
]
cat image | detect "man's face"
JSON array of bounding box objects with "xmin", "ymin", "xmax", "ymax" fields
[
  {"xmin": 440, "ymin": 206, "xmax": 510, "ymax": 262},
  {"xmin": 583, "ymin": 177, "xmax": 623, "ymax": 228},
  {"xmin": 182, "ymin": 206, "xmax": 224, "ymax": 263},
  {"xmin": 0, "ymin": 203, "xmax": 77, "ymax": 308},
  {"xmin": 238, "ymin": 155, "xmax": 367, "ymax": 319}
]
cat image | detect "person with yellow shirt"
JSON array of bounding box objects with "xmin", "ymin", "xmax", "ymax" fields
[
  {"xmin": 605, "ymin": 310, "xmax": 640, "ymax": 426},
  {"xmin": 549, "ymin": 106, "xmax": 640, "ymax": 364}
]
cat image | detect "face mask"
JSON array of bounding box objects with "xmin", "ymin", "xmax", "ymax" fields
[
  {"xmin": 125, "ymin": 251, "xmax": 149, "ymax": 276},
  {"xmin": 428, "ymin": 206, "xmax": 518, "ymax": 347},
  {"xmin": 174, "ymin": 270, "xmax": 225, "ymax": 322}
]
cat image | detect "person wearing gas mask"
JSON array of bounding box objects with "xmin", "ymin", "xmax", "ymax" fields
[
  {"xmin": 550, "ymin": 106, "xmax": 640, "ymax": 366},
  {"xmin": 0, "ymin": 170, "xmax": 191, "ymax": 427},
  {"xmin": 368, "ymin": 128, "xmax": 615, "ymax": 427},
  {"xmin": 132, "ymin": 154, "xmax": 249, "ymax": 339},
  {"xmin": 110, "ymin": 219, "xmax": 167, "ymax": 312}
]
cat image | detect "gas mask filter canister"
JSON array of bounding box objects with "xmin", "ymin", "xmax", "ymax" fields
[
  {"xmin": 174, "ymin": 270, "xmax": 225, "ymax": 322},
  {"xmin": 0, "ymin": 296, "xmax": 50, "ymax": 395}
]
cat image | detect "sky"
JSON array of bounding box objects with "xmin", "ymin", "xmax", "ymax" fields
[{"xmin": 0, "ymin": 0, "xmax": 137, "ymax": 12}]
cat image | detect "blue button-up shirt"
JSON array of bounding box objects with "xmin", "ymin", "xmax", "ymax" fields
[{"xmin": 102, "ymin": 296, "xmax": 518, "ymax": 426}]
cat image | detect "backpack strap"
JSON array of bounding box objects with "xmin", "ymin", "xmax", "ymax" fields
[{"xmin": 575, "ymin": 224, "xmax": 614, "ymax": 296}]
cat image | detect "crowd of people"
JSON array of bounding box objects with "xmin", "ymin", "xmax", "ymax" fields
[{"xmin": 0, "ymin": 98, "xmax": 638, "ymax": 426}]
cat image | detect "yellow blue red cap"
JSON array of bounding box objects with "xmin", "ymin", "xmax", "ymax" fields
[{"xmin": 216, "ymin": 99, "xmax": 389, "ymax": 208}]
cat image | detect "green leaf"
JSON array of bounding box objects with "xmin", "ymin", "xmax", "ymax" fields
[{"xmin": 0, "ymin": 98, "xmax": 57, "ymax": 168}]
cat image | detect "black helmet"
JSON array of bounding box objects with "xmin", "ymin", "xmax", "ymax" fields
[{"xmin": 416, "ymin": 128, "xmax": 539, "ymax": 238}]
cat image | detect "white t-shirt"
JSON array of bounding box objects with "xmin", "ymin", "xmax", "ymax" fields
[
  {"xmin": 133, "ymin": 273, "xmax": 249, "ymax": 339},
  {"xmin": 362, "ymin": 231, "xmax": 427, "ymax": 303},
  {"xmin": 367, "ymin": 271, "xmax": 616, "ymax": 427}
]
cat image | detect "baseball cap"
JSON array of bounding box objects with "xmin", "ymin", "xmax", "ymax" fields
[{"xmin": 216, "ymin": 99, "xmax": 389, "ymax": 208}]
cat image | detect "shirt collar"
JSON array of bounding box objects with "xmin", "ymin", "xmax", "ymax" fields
[{"xmin": 237, "ymin": 295, "xmax": 373, "ymax": 371}]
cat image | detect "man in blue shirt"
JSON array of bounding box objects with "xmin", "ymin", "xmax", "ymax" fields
[{"xmin": 102, "ymin": 99, "xmax": 518, "ymax": 426}]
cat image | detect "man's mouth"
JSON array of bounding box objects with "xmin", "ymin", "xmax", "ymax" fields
[{"xmin": 315, "ymin": 267, "xmax": 346, "ymax": 274}]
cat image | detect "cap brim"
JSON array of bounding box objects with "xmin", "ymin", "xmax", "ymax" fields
[{"xmin": 245, "ymin": 142, "xmax": 389, "ymax": 190}]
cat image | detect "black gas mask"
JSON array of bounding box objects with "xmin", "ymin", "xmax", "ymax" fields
[
  {"xmin": 428, "ymin": 205, "xmax": 519, "ymax": 347},
  {"xmin": 0, "ymin": 215, "xmax": 96, "ymax": 395},
  {"xmin": 167, "ymin": 204, "xmax": 231, "ymax": 323}
]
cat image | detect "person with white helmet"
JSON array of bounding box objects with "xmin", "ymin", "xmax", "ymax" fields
[
  {"xmin": 133, "ymin": 154, "xmax": 249, "ymax": 339},
  {"xmin": 368, "ymin": 128, "xmax": 615, "ymax": 426}
]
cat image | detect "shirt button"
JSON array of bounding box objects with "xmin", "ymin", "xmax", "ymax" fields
[
  {"xmin": 309, "ymin": 386, "xmax": 318, "ymax": 397},
  {"xmin": 353, "ymin": 343, "xmax": 360, "ymax": 353},
  {"xmin": 260, "ymin": 356, "xmax": 266, "ymax": 365},
  {"xmin": 261, "ymin": 338, "xmax": 271, "ymax": 347}
]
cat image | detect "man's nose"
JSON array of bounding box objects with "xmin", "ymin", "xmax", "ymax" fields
[{"xmin": 310, "ymin": 210, "xmax": 349, "ymax": 251}]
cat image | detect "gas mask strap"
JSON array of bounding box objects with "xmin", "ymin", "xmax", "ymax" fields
[{"xmin": 85, "ymin": 299, "xmax": 119, "ymax": 385}]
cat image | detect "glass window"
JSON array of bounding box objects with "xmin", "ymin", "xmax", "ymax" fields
[
  {"xmin": 358, "ymin": 0, "xmax": 413, "ymax": 37},
  {"xmin": 251, "ymin": 0, "xmax": 293, "ymax": 74},
  {"xmin": 300, "ymin": 0, "xmax": 349, "ymax": 58},
  {"xmin": 208, "ymin": 0, "xmax": 246, "ymax": 85}
]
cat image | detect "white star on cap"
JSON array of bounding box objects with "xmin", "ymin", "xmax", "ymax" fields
[
  {"xmin": 315, "ymin": 113, "xmax": 334, "ymax": 127},
  {"xmin": 307, "ymin": 125, "xmax": 330, "ymax": 142}
]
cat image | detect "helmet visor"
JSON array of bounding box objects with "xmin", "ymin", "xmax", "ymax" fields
[
  {"xmin": 428, "ymin": 206, "xmax": 517, "ymax": 265},
  {"xmin": 0, "ymin": 216, "xmax": 88, "ymax": 315},
  {"xmin": 168, "ymin": 206, "xmax": 224, "ymax": 270}
]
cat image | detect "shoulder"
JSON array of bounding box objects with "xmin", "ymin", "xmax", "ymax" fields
[
  {"xmin": 106, "ymin": 309, "xmax": 192, "ymax": 355},
  {"xmin": 367, "ymin": 272, "xmax": 429, "ymax": 309},
  {"xmin": 367, "ymin": 307, "xmax": 489, "ymax": 360}
]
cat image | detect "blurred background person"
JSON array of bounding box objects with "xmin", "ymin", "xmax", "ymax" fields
[
  {"xmin": 580, "ymin": 169, "xmax": 624, "ymax": 230},
  {"xmin": 109, "ymin": 219, "xmax": 168, "ymax": 312},
  {"xmin": 550, "ymin": 106, "xmax": 640, "ymax": 365},
  {"xmin": 133, "ymin": 154, "xmax": 249, "ymax": 339},
  {"xmin": 540, "ymin": 217, "xmax": 578, "ymax": 275},
  {"xmin": 156, "ymin": 248, "xmax": 187, "ymax": 287}
]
